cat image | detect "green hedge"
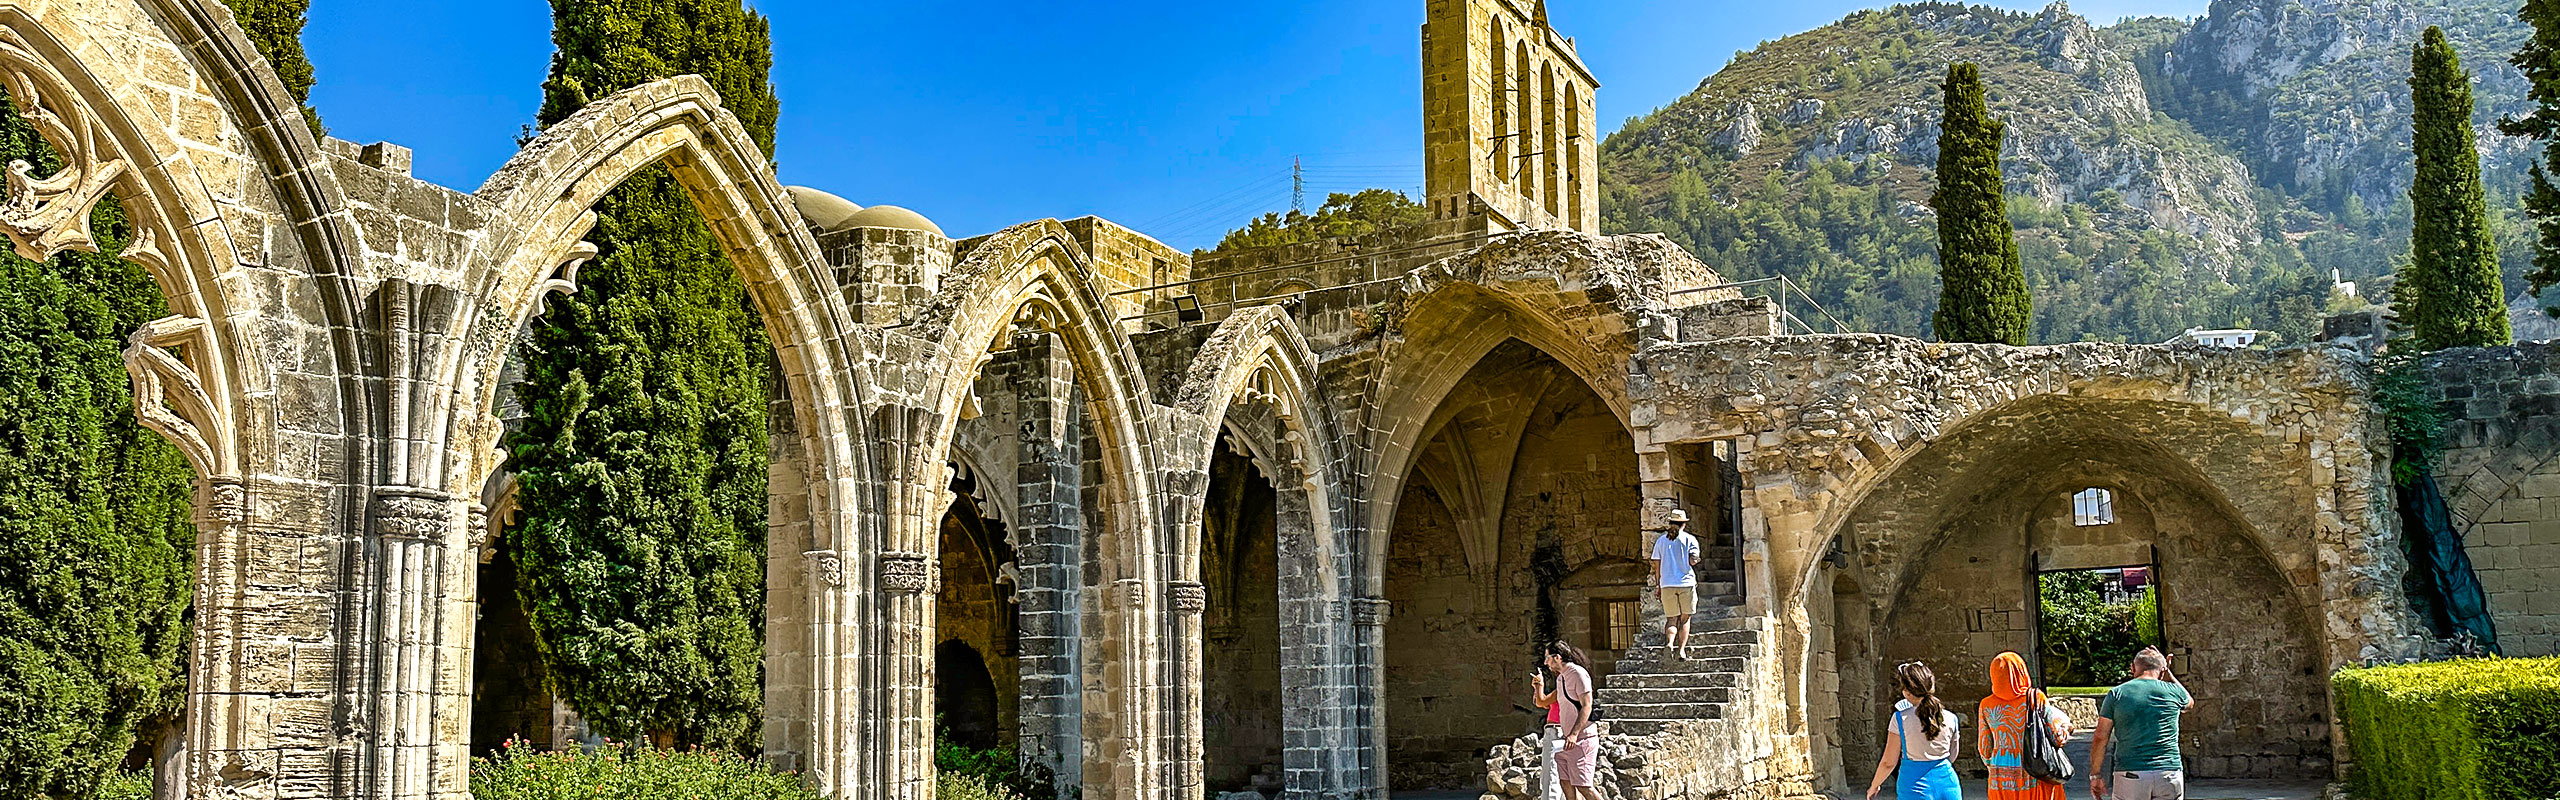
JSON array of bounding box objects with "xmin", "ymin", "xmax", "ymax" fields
[
  {"xmin": 2333, "ymin": 657, "xmax": 2560, "ymax": 800},
  {"xmin": 471, "ymin": 742, "xmax": 823, "ymax": 800}
]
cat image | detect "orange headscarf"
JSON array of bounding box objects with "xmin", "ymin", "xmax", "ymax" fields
[{"xmin": 1990, "ymin": 651, "xmax": 2033, "ymax": 701}]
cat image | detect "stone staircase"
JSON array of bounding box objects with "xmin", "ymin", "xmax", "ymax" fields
[{"xmin": 1594, "ymin": 616, "xmax": 1765, "ymax": 737}]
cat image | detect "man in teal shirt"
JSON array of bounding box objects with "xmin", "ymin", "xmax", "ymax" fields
[{"xmin": 2088, "ymin": 647, "xmax": 2193, "ymax": 800}]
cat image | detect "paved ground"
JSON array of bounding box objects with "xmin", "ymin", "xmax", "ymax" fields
[
  {"xmin": 1388, "ymin": 732, "xmax": 2329, "ymax": 800},
  {"xmin": 1847, "ymin": 732, "xmax": 2326, "ymax": 800}
]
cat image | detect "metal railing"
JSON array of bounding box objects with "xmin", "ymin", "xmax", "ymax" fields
[{"xmin": 1670, "ymin": 273, "xmax": 1853, "ymax": 335}]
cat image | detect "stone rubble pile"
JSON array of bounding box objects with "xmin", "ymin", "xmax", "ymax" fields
[{"xmin": 1482, "ymin": 722, "xmax": 1663, "ymax": 800}]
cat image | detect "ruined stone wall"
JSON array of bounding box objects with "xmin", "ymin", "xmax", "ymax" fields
[
  {"xmin": 2424, "ymin": 343, "xmax": 2560, "ymax": 657},
  {"xmin": 1058, "ymin": 216, "xmax": 1188, "ymax": 324}
]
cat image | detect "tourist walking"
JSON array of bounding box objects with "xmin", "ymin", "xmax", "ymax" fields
[
  {"xmin": 1979, "ymin": 651, "xmax": 2070, "ymax": 800},
  {"xmin": 1528, "ymin": 668, "xmax": 1564, "ymax": 800},
  {"xmin": 1866, "ymin": 661, "xmax": 1962, "ymax": 800},
  {"xmin": 1649, "ymin": 509, "xmax": 1703, "ymax": 658},
  {"xmin": 2087, "ymin": 647, "xmax": 2193, "ymax": 800},
  {"xmin": 1546, "ymin": 641, "xmax": 1602, "ymax": 800}
]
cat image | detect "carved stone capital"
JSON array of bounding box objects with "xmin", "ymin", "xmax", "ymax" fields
[
  {"xmin": 1168, "ymin": 581, "xmax": 1207, "ymax": 615},
  {"xmin": 802, "ymin": 550, "xmax": 844, "ymax": 588},
  {"xmin": 879, "ymin": 552, "xmax": 933, "ymax": 594},
  {"xmin": 1349, "ymin": 597, "xmax": 1392, "ymax": 627},
  {"xmin": 198, "ymin": 479, "xmax": 248, "ymax": 526},
  {"xmin": 466, "ymin": 503, "xmax": 494, "ymax": 562},
  {"xmin": 370, "ymin": 487, "xmax": 454, "ymax": 543}
]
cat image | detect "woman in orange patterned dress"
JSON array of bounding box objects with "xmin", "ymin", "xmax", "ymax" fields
[{"xmin": 1978, "ymin": 651, "xmax": 2070, "ymax": 800}]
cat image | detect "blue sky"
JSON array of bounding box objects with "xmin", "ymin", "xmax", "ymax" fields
[{"xmin": 305, "ymin": 0, "xmax": 2208, "ymax": 249}]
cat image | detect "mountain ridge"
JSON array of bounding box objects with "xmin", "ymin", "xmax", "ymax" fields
[{"xmin": 1600, "ymin": 0, "xmax": 2548, "ymax": 343}]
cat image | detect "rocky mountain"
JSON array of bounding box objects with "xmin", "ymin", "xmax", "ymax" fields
[{"xmin": 1600, "ymin": 0, "xmax": 2545, "ymax": 344}]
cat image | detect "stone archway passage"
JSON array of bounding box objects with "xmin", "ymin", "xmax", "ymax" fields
[
  {"xmin": 1201, "ymin": 436, "xmax": 1283, "ymax": 793},
  {"xmin": 937, "ymin": 493, "xmax": 1019, "ymax": 751},
  {"xmin": 1838, "ymin": 399, "xmax": 2334, "ymax": 780},
  {"xmin": 1383, "ymin": 338, "xmax": 1643, "ymax": 789}
]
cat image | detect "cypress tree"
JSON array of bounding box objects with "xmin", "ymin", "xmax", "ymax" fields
[
  {"xmin": 504, "ymin": 0, "xmax": 778, "ymax": 750},
  {"xmin": 2504, "ymin": 0, "xmax": 2560, "ymax": 314},
  {"xmin": 220, "ymin": 0, "xmax": 323, "ymax": 136},
  {"xmin": 1929, "ymin": 62, "xmax": 2032, "ymax": 345},
  {"xmin": 0, "ymin": 99, "xmax": 197, "ymax": 797},
  {"xmin": 2408, "ymin": 27, "xmax": 2510, "ymax": 350}
]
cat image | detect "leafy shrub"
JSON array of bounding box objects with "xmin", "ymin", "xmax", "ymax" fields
[
  {"xmin": 938, "ymin": 772, "xmax": 1028, "ymax": 800},
  {"xmin": 2333, "ymin": 657, "xmax": 2560, "ymax": 800},
  {"xmin": 470, "ymin": 741, "xmax": 823, "ymax": 800},
  {"xmin": 2037, "ymin": 571, "xmax": 2161, "ymax": 686},
  {"xmin": 98, "ymin": 771, "xmax": 151, "ymax": 800},
  {"xmin": 935, "ymin": 729, "xmax": 1054, "ymax": 800}
]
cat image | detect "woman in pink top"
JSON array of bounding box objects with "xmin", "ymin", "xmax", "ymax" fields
[
  {"xmin": 1531, "ymin": 669, "xmax": 1564, "ymax": 800},
  {"xmin": 1545, "ymin": 641, "xmax": 1601, "ymax": 800}
]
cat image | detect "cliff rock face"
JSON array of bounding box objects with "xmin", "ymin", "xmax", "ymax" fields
[
  {"xmin": 2147, "ymin": 0, "xmax": 2529, "ymax": 209},
  {"xmin": 1602, "ymin": 0, "xmax": 2541, "ymax": 344}
]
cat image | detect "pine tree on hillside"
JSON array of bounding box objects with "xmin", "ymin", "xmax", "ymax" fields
[
  {"xmin": 2409, "ymin": 26, "xmax": 2510, "ymax": 350},
  {"xmin": 0, "ymin": 99, "xmax": 198, "ymax": 797},
  {"xmin": 221, "ymin": 0, "xmax": 323, "ymax": 136},
  {"xmin": 1930, "ymin": 62, "xmax": 2032, "ymax": 345},
  {"xmin": 504, "ymin": 0, "xmax": 778, "ymax": 749},
  {"xmin": 2503, "ymin": 0, "xmax": 2560, "ymax": 315}
]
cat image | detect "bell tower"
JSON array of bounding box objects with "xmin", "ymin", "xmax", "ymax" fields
[{"xmin": 1422, "ymin": 0, "xmax": 1600, "ymax": 233}]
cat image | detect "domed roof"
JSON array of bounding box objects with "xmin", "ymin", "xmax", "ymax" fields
[
  {"xmin": 842, "ymin": 204, "xmax": 945, "ymax": 237},
  {"xmin": 784, "ymin": 186, "xmax": 862, "ymax": 231}
]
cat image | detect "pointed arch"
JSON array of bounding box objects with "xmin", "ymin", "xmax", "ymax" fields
[{"xmin": 901, "ymin": 218, "xmax": 1172, "ymax": 799}]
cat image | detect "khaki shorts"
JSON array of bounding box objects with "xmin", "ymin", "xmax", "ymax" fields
[
  {"xmin": 1660, "ymin": 586, "xmax": 1697, "ymax": 617},
  {"xmin": 2111, "ymin": 770, "xmax": 2184, "ymax": 800}
]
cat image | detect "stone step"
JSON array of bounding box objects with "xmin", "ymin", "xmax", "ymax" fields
[
  {"xmin": 1602, "ymin": 701, "xmax": 1730, "ymax": 721},
  {"xmin": 1608, "ymin": 648, "xmax": 1755, "ymax": 675},
  {"xmin": 1691, "ymin": 615, "xmax": 1770, "ymax": 633},
  {"xmin": 1605, "ymin": 669, "xmax": 1744, "ymax": 689},
  {"xmin": 1613, "ymin": 655, "xmax": 1749, "ymax": 676},
  {"xmin": 1600, "ymin": 685, "xmax": 1735, "ymax": 706}
]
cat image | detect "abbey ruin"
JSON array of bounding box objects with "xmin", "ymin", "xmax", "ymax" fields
[{"xmin": 12, "ymin": 0, "xmax": 2559, "ymax": 799}]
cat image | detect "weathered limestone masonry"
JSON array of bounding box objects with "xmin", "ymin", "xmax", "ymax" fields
[
  {"xmin": 2423, "ymin": 342, "xmax": 2560, "ymax": 657},
  {"xmin": 5, "ymin": 2, "xmax": 2464, "ymax": 800}
]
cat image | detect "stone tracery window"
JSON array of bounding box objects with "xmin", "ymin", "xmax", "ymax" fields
[{"xmin": 2072, "ymin": 488, "xmax": 2115, "ymax": 526}]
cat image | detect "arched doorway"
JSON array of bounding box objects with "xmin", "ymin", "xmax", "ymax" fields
[
  {"xmin": 1202, "ymin": 435, "xmax": 1283, "ymax": 793},
  {"xmin": 937, "ymin": 482, "xmax": 1019, "ymax": 752},
  {"xmin": 937, "ymin": 641, "xmax": 1003, "ymax": 751},
  {"xmin": 1382, "ymin": 338, "xmax": 1644, "ymax": 788},
  {"xmin": 1817, "ymin": 398, "xmax": 2332, "ymax": 782}
]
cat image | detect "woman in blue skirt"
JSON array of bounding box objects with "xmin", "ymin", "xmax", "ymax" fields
[{"xmin": 1864, "ymin": 660, "xmax": 1963, "ymax": 800}]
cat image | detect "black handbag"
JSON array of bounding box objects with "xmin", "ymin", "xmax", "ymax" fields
[{"xmin": 2023, "ymin": 690, "xmax": 2075, "ymax": 784}]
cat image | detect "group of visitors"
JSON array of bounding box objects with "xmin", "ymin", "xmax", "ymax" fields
[
  {"xmin": 1517, "ymin": 512, "xmax": 2195, "ymax": 800},
  {"xmin": 1864, "ymin": 648, "xmax": 2193, "ymax": 800}
]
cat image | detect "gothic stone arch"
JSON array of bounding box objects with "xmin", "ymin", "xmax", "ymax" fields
[
  {"xmin": 1168, "ymin": 306, "xmax": 1366, "ymax": 798},
  {"xmin": 0, "ymin": 3, "xmax": 408, "ymax": 799},
  {"xmin": 1632, "ymin": 335, "xmax": 2423, "ymax": 784},
  {"xmin": 902, "ymin": 219, "xmax": 1174, "ymax": 800}
]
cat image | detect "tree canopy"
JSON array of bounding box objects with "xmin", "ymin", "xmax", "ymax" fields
[
  {"xmin": 1210, "ymin": 189, "xmax": 1429, "ymax": 255},
  {"xmin": 1929, "ymin": 62, "xmax": 2033, "ymax": 345},
  {"xmin": 504, "ymin": 0, "xmax": 779, "ymax": 749}
]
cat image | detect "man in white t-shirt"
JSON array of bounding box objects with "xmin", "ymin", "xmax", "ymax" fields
[{"xmin": 1648, "ymin": 509, "xmax": 1703, "ymax": 659}]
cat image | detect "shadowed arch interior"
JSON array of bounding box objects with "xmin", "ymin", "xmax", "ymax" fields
[
  {"xmin": 1814, "ymin": 397, "xmax": 2332, "ymax": 786},
  {"xmin": 1382, "ymin": 338, "xmax": 1642, "ymax": 789}
]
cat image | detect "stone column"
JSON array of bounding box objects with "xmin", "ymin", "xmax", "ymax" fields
[
  {"xmin": 1346, "ymin": 596, "xmax": 1391, "ymax": 800},
  {"xmin": 1010, "ymin": 332, "xmax": 1085, "ymax": 794},
  {"xmin": 1167, "ymin": 580, "xmax": 1207, "ymax": 800},
  {"xmin": 879, "ymin": 552, "xmax": 937, "ymax": 800},
  {"xmin": 364, "ymin": 485, "xmax": 462, "ymax": 800}
]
